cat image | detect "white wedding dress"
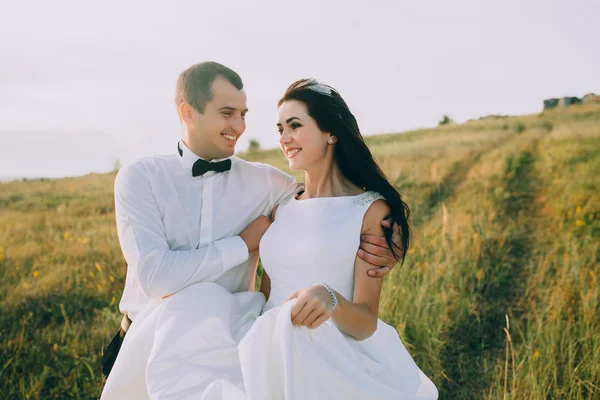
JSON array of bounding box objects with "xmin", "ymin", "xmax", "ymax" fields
[
  {"xmin": 101, "ymin": 191, "xmax": 437, "ymax": 400},
  {"xmin": 237, "ymin": 192, "xmax": 437, "ymax": 399}
]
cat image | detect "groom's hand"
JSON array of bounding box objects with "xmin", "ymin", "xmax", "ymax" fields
[
  {"xmin": 240, "ymin": 216, "xmax": 272, "ymax": 252},
  {"xmin": 358, "ymin": 218, "xmax": 403, "ymax": 278}
]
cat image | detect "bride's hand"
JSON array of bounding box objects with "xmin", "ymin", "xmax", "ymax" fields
[{"xmin": 284, "ymin": 285, "xmax": 333, "ymax": 329}]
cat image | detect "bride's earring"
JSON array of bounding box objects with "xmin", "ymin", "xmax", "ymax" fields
[{"xmin": 328, "ymin": 137, "xmax": 336, "ymax": 144}]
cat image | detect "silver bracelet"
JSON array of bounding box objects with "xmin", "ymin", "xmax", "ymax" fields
[{"xmin": 320, "ymin": 283, "xmax": 338, "ymax": 310}]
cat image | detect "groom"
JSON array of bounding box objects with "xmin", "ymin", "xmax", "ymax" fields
[{"xmin": 101, "ymin": 61, "xmax": 402, "ymax": 393}]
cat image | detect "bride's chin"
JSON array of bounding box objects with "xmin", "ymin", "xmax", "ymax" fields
[{"xmin": 287, "ymin": 159, "xmax": 303, "ymax": 171}]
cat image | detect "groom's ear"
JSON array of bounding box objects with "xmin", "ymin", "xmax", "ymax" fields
[{"xmin": 178, "ymin": 102, "xmax": 194, "ymax": 123}]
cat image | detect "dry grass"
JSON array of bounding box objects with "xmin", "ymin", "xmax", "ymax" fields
[{"xmin": 1, "ymin": 105, "xmax": 599, "ymax": 399}]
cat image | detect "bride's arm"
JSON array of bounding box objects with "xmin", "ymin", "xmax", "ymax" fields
[
  {"xmin": 331, "ymin": 199, "xmax": 388, "ymax": 339},
  {"xmin": 287, "ymin": 200, "xmax": 389, "ymax": 340}
]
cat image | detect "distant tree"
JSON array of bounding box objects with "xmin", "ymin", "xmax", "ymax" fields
[
  {"xmin": 113, "ymin": 158, "xmax": 122, "ymax": 172},
  {"xmin": 439, "ymin": 114, "xmax": 453, "ymax": 126},
  {"xmin": 248, "ymin": 138, "xmax": 261, "ymax": 152}
]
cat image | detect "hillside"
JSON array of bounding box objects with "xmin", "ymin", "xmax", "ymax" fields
[{"xmin": 1, "ymin": 105, "xmax": 599, "ymax": 399}]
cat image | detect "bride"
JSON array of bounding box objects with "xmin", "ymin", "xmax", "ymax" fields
[
  {"xmin": 234, "ymin": 79, "xmax": 437, "ymax": 399},
  {"xmin": 103, "ymin": 79, "xmax": 437, "ymax": 399}
]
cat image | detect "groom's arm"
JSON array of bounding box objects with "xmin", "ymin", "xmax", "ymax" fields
[{"xmin": 114, "ymin": 163, "xmax": 249, "ymax": 300}]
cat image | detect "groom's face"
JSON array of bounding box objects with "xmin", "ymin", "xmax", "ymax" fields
[{"xmin": 188, "ymin": 77, "xmax": 248, "ymax": 160}]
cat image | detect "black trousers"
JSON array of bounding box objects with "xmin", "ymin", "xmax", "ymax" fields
[{"xmin": 101, "ymin": 315, "xmax": 132, "ymax": 378}]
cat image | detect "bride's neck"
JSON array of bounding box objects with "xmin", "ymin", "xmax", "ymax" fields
[{"xmin": 302, "ymin": 161, "xmax": 362, "ymax": 199}]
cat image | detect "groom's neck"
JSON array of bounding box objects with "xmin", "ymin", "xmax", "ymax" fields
[{"xmin": 181, "ymin": 136, "xmax": 216, "ymax": 161}]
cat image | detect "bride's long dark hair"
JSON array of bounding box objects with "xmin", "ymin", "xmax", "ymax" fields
[{"xmin": 278, "ymin": 79, "xmax": 411, "ymax": 262}]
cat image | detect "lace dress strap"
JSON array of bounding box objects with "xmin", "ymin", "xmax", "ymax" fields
[
  {"xmin": 354, "ymin": 191, "xmax": 386, "ymax": 208},
  {"xmin": 277, "ymin": 183, "xmax": 305, "ymax": 208}
]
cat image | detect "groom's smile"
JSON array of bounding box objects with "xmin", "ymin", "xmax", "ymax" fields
[{"xmin": 221, "ymin": 132, "xmax": 240, "ymax": 145}]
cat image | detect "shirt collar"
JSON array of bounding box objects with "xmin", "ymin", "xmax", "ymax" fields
[{"xmin": 177, "ymin": 140, "xmax": 233, "ymax": 172}]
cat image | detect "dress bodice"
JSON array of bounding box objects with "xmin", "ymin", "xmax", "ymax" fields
[{"xmin": 260, "ymin": 191, "xmax": 385, "ymax": 310}]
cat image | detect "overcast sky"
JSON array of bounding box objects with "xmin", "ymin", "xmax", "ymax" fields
[{"xmin": 1, "ymin": 0, "xmax": 598, "ymax": 178}]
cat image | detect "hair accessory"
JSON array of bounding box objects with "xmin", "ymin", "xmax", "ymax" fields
[
  {"xmin": 307, "ymin": 83, "xmax": 333, "ymax": 96},
  {"xmin": 319, "ymin": 283, "xmax": 338, "ymax": 310}
]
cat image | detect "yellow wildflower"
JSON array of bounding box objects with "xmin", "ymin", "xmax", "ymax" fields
[
  {"xmin": 33, "ymin": 271, "xmax": 39, "ymax": 278},
  {"xmin": 23, "ymin": 282, "xmax": 31, "ymax": 288},
  {"xmin": 29, "ymin": 311, "xmax": 33, "ymax": 317},
  {"xmin": 109, "ymin": 275, "xmax": 115, "ymax": 282},
  {"xmin": 109, "ymin": 296, "xmax": 116, "ymax": 306},
  {"xmin": 533, "ymin": 350, "xmax": 540, "ymax": 359},
  {"xmin": 89, "ymin": 271, "xmax": 95, "ymax": 278},
  {"xmin": 53, "ymin": 343, "xmax": 58, "ymax": 352},
  {"xmin": 575, "ymin": 220, "xmax": 585, "ymax": 227},
  {"xmin": 97, "ymin": 284, "xmax": 102, "ymax": 292},
  {"xmin": 63, "ymin": 232, "xmax": 71, "ymax": 240},
  {"xmin": 576, "ymin": 206, "xmax": 581, "ymax": 215},
  {"xmin": 95, "ymin": 263, "xmax": 103, "ymax": 273}
]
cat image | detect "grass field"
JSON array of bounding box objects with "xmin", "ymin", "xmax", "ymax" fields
[{"xmin": 1, "ymin": 105, "xmax": 598, "ymax": 399}]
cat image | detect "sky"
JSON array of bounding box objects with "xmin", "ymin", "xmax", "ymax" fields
[{"xmin": 1, "ymin": 0, "xmax": 598, "ymax": 178}]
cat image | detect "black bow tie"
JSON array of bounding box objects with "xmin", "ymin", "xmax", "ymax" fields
[
  {"xmin": 192, "ymin": 158, "xmax": 231, "ymax": 177},
  {"xmin": 178, "ymin": 143, "xmax": 232, "ymax": 177}
]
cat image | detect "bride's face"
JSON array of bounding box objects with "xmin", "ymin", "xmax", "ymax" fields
[{"xmin": 277, "ymin": 100, "xmax": 334, "ymax": 171}]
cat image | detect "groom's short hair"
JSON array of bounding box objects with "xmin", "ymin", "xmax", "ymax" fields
[{"xmin": 175, "ymin": 62, "xmax": 244, "ymax": 114}]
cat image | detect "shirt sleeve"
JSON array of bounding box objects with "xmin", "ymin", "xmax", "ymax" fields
[
  {"xmin": 266, "ymin": 166, "xmax": 301, "ymax": 209},
  {"xmin": 114, "ymin": 163, "xmax": 249, "ymax": 300}
]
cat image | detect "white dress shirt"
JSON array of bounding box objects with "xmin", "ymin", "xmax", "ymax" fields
[{"xmin": 114, "ymin": 141, "xmax": 298, "ymax": 320}]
